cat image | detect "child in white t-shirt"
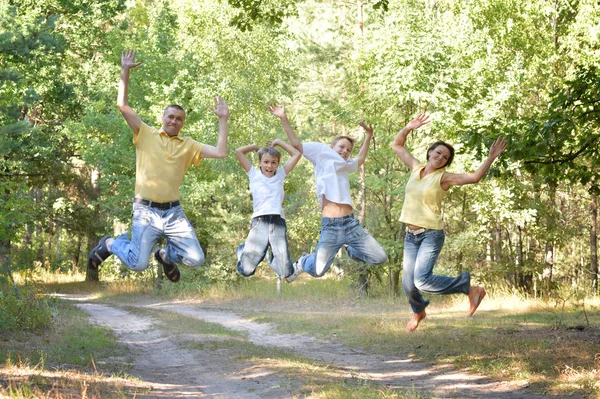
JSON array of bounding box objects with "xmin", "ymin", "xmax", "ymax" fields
[
  {"xmin": 268, "ymin": 103, "xmax": 388, "ymax": 282},
  {"xmin": 235, "ymin": 138, "xmax": 301, "ymax": 278}
]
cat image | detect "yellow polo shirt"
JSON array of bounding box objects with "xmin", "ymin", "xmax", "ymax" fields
[
  {"xmin": 399, "ymin": 166, "xmax": 448, "ymax": 230},
  {"xmin": 133, "ymin": 122, "xmax": 204, "ymax": 202}
]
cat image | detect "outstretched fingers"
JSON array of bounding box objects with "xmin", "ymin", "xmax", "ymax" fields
[
  {"xmin": 359, "ymin": 119, "xmax": 374, "ymax": 135},
  {"xmin": 121, "ymin": 50, "xmax": 142, "ymax": 69},
  {"xmin": 490, "ymin": 136, "xmax": 507, "ymax": 158},
  {"xmin": 269, "ymin": 103, "xmax": 286, "ymax": 118},
  {"xmin": 209, "ymin": 96, "xmax": 229, "ymax": 118},
  {"xmin": 414, "ymin": 113, "xmax": 432, "ymax": 128}
]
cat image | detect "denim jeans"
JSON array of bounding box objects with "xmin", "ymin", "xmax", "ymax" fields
[
  {"xmin": 236, "ymin": 215, "xmax": 293, "ymax": 278},
  {"xmin": 402, "ymin": 229, "xmax": 470, "ymax": 313},
  {"xmin": 111, "ymin": 203, "xmax": 204, "ymax": 271},
  {"xmin": 301, "ymin": 214, "xmax": 388, "ymax": 277}
]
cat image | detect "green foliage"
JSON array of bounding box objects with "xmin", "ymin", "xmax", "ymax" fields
[
  {"xmin": 1, "ymin": 0, "xmax": 600, "ymax": 296},
  {"xmin": 227, "ymin": 0, "xmax": 299, "ymax": 31},
  {"xmin": 0, "ymin": 289, "xmax": 55, "ymax": 333}
]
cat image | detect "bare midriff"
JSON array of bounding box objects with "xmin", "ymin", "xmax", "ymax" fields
[
  {"xmin": 407, "ymin": 224, "xmax": 424, "ymax": 230},
  {"xmin": 322, "ymin": 197, "xmax": 354, "ymax": 218}
]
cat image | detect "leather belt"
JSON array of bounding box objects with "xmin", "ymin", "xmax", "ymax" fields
[
  {"xmin": 408, "ymin": 227, "xmax": 426, "ymax": 235},
  {"xmin": 133, "ymin": 198, "xmax": 180, "ymax": 210}
]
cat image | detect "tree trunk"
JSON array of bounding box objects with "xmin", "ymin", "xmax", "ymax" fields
[
  {"xmin": 86, "ymin": 168, "xmax": 101, "ymax": 282},
  {"xmin": 590, "ymin": 191, "xmax": 598, "ymax": 294},
  {"xmin": 72, "ymin": 234, "xmax": 82, "ymax": 273}
]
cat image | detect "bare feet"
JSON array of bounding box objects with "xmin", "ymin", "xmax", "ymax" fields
[
  {"xmin": 406, "ymin": 310, "xmax": 426, "ymax": 332},
  {"xmin": 468, "ymin": 286, "xmax": 486, "ymax": 316}
]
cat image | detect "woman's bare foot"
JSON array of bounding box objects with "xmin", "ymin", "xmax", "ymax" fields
[
  {"xmin": 406, "ymin": 310, "xmax": 426, "ymax": 332},
  {"xmin": 468, "ymin": 286, "xmax": 486, "ymax": 316}
]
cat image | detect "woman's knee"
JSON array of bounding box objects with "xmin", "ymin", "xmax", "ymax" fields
[{"xmin": 414, "ymin": 278, "xmax": 430, "ymax": 292}]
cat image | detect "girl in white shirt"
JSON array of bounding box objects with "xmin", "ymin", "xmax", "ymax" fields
[{"xmin": 235, "ymin": 139, "xmax": 301, "ymax": 278}]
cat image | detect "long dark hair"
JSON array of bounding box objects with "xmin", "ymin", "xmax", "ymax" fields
[{"xmin": 426, "ymin": 141, "xmax": 455, "ymax": 168}]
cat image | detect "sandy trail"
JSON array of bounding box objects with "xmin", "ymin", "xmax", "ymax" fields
[{"xmin": 64, "ymin": 295, "xmax": 546, "ymax": 398}]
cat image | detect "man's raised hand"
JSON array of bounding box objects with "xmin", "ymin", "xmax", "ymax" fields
[{"xmin": 210, "ymin": 96, "xmax": 229, "ymax": 119}]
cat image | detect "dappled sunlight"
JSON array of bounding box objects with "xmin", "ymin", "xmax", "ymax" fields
[{"xmin": 0, "ymin": 363, "xmax": 149, "ymax": 398}]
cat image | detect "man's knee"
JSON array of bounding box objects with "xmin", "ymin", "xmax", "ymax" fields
[
  {"xmin": 183, "ymin": 251, "xmax": 205, "ymax": 268},
  {"xmin": 130, "ymin": 258, "xmax": 150, "ymax": 272}
]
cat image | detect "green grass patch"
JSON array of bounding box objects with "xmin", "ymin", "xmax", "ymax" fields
[
  {"xmin": 0, "ymin": 297, "xmax": 142, "ymax": 398},
  {"xmin": 22, "ymin": 274, "xmax": 600, "ymax": 397}
]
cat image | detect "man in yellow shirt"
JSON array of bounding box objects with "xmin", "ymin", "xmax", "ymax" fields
[{"xmin": 87, "ymin": 50, "xmax": 229, "ymax": 282}]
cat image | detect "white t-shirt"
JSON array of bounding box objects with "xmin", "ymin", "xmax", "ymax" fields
[
  {"xmin": 302, "ymin": 142, "xmax": 359, "ymax": 208},
  {"xmin": 248, "ymin": 166, "xmax": 287, "ymax": 219}
]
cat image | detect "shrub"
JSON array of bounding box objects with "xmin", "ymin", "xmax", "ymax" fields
[{"xmin": 0, "ymin": 289, "xmax": 55, "ymax": 333}]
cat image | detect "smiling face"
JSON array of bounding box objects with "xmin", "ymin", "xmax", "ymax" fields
[
  {"xmin": 259, "ymin": 152, "xmax": 281, "ymax": 177},
  {"xmin": 427, "ymin": 144, "xmax": 452, "ymax": 169},
  {"xmin": 331, "ymin": 137, "xmax": 354, "ymax": 160},
  {"xmin": 161, "ymin": 106, "xmax": 186, "ymax": 136}
]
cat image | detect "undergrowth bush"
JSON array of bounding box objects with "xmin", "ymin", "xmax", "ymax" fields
[{"xmin": 0, "ymin": 288, "xmax": 55, "ymax": 333}]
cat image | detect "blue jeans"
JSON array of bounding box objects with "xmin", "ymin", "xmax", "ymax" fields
[
  {"xmin": 301, "ymin": 214, "xmax": 388, "ymax": 277},
  {"xmin": 236, "ymin": 215, "xmax": 293, "ymax": 278},
  {"xmin": 402, "ymin": 229, "xmax": 470, "ymax": 313},
  {"xmin": 111, "ymin": 203, "xmax": 204, "ymax": 271}
]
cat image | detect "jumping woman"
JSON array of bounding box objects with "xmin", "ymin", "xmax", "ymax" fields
[{"xmin": 392, "ymin": 114, "xmax": 507, "ymax": 332}]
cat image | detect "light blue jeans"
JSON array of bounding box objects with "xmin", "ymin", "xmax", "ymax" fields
[
  {"xmin": 111, "ymin": 203, "xmax": 204, "ymax": 271},
  {"xmin": 236, "ymin": 215, "xmax": 293, "ymax": 278},
  {"xmin": 402, "ymin": 229, "xmax": 470, "ymax": 313},
  {"xmin": 301, "ymin": 214, "xmax": 388, "ymax": 277}
]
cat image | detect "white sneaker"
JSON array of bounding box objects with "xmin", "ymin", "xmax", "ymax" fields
[{"xmin": 286, "ymin": 253, "xmax": 307, "ymax": 283}]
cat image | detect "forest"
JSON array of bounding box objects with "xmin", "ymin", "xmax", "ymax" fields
[{"xmin": 2, "ymin": 0, "xmax": 600, "ymax": 298}]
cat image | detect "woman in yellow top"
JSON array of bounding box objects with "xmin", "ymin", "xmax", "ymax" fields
[{"xmin": 392, "ymin": 114, "xmax": 507, "ymax": 332}]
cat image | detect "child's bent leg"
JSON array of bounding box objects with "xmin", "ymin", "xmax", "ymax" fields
[
  {"xmin": 302, "ymin": 222, "xmax": 344, "ymax": 277},
  {"xmin": 345, "ymin": 219, "xmax": 388, "ymax": 265},
  {"xmin": 162, "ymin": 206, "xmax": 204, "ymax": 267},
  {"xmin": 237, "ymin": 217, "xmax": 270, "ymax": 276},
  {"xmin": 267, "ymin": 216, "xmax": 293, "ymax": 278}
]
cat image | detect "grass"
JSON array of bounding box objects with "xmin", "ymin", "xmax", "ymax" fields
[
  {"xmin": 0, "ymin": 291, "xmax": 148, "ymax": 398},
  {"xmin": 126, "ymin": 303, "xmax": 436, "ymax": 399},
  {"xmin": 7, "ymin": 270, "xmax": 600, "ymax": 397}
]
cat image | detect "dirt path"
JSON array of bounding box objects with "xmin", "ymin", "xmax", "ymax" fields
[{"xmin": 64, "ymin": 295, "xmax": 547, "ymax": 398}]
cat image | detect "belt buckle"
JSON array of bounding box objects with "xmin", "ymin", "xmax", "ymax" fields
[{"xmin": 410, "ymin": 228, "xmax": 426, "ymax": 235}]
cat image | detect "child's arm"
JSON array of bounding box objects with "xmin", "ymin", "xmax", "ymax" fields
[
  {"xmin": 270, "ymin": 139, "xmax": 302, "ymax": 174},
  {"xmin": 235, "ymin": 144, "xmax": 259, "ymax": 173},
  {"xmin": 269, "ymin": 103, "xmax": 303, "ymax": 153},
  {"xmin": 356, "ymin": 120, "xmax": 374, "ymax": 167}
]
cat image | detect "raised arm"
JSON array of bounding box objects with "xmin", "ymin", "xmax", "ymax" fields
[
  {"xmin": 392, "ymin": 114, "xmax": 431, "ymax": 170},
  {"xmin": 356, "ymin": 120, "xmax": 374, "ymax": 167},
  {"xmin": 440, "ymin": 137, "xmax": 507, "ymax": 190},
  {"xmin": 270, "ymin": 139, "xmax": 301, "ymax": 174},
  {"xmin": 235, "ymin": 144, "xmax": 259, "ymax": 173},
  {"xmin": 200, "ymin": 96, "xmax": 229, "ymax": 159},
  {"xmin": 269, "ymin": 103, "xmax": 303, "ymax": 153},
  {"xmin": 117, "ymin": 50, "xmax": 143, "ymax": 134}
]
